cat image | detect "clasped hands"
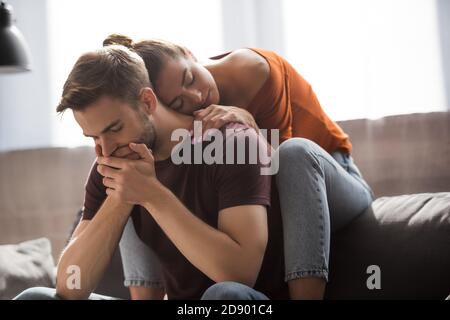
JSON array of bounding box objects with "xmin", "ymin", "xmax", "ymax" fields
[{"xmin": 96, "ymin": 143, "xmax": 158, "ymax": 206}]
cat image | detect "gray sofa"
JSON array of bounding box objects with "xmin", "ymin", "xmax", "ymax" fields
[
  {"xmin": 327, "ymin": 112, "xmax": 450, "ymax": 299},
  {"xmin": 1, "ymin": 112, "xmax": 449, "ymax": 299}
]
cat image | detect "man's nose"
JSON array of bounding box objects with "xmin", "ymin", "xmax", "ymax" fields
[{"xmin": 99, "ymin": 138, "xmax": 116, "ymax": 157}]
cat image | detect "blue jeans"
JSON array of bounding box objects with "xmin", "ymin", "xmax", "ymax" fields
[
  {"xmin": 275, "ymin": 138, "xmax": 374, "ymax": 281},
  {"xmin": 119, "ymin": 138, "xmax": 374, "ymax": 288},
  {"xmin": 12, "ymin": 287, "xmax": 121, "ymax": 300},
  {"xmin": 13, "ymin": 282, "xmax": 268, "ymax": 300}
]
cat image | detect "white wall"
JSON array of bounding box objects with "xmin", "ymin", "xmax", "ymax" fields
[
  {"xmin": 437, "ymin": 0, "xmax": 450, "ymax": 109},
  {"xmin": 221, "ymin": 0, "xmax": 285, "ymax": 54},
  {"xmin": 0, "ymin": 0, "xmax": 52, "ymax": 151}
]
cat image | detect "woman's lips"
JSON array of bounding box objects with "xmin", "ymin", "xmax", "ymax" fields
[{"xmin": 199, "ymin": 89, "xmax": 211, "ymax": 109}]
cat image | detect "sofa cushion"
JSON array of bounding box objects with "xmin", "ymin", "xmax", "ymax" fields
[
  {"xmin": 0, "ymin": 238, "xmax": 56, "ymax": 300},
  {"xmin": 326, "ymin": 192, "xmax": 450, "ymax": 299},
  {"xmin": 338, "ymin": 112, "xmax": 450, "ymax": 197}
]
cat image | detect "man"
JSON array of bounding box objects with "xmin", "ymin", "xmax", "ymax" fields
[{"xmin": 14, "ymin": 45, "xmax": 287, "ymax": 300}]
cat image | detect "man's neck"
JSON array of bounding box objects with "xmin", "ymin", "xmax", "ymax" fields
[{"xmin": 152, "ymin": 107, "xmax": 194, "ymax": 162}]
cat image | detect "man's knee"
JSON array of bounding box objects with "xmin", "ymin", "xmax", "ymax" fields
[
  {"xmin": 201, "ymin": 282, "xmax": 251, "ymax": 300},
  {"xmin": 13, "ymin": 287, "xmax": 59, "ymax": 300},
  {"xmin": 201, "ymin": 282, "xmax": 267, "ymax": 300}
]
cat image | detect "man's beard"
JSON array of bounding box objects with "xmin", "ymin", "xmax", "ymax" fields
[{"xmin": 136, "ymin": 113, "xmax": 156, "ymax": 151}]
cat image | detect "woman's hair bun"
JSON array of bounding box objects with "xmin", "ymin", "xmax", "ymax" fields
[{"xmin": 103, "ymin": 34, "xmax": 134, "ymax": 49}]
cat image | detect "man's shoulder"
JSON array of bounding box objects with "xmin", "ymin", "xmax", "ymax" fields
[
  {"xmin": 171, "ymin": 122, "xmax": 271, "ymax": 169},
  {"xmin": 217, "ymin": 123, "xmax": 272, "ymax": 167},
  {"xmin": 220, "ymin": 122, "xmax": 256, "ymax": 138},
  {"xmin": 218, "ymin": 123, "xmax": 268, "ymax": 150}
]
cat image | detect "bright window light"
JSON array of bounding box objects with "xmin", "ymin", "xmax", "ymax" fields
[
  {"xmin": 282, "ymin": 0, "xmax": 446, "ymax": 120},
  {"xmin": 47, "ymin": 0, "xmax": 223, "ymax": 147}
]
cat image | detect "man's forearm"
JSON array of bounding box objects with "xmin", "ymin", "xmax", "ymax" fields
[
  {"xmin": 143, "ymin": 181, "xmax": 262, "ymax": 287},
  {"xmin": 56, "ymin": 196, "xmax": 132, "ymax": 299}
]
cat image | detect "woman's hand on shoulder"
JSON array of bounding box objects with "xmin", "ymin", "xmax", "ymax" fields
[{"xmin": 193, "ymin": 104, "xmax": 258, "ymax": 136}]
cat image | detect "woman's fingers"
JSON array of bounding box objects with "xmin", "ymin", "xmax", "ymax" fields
[
  {"xmin": 195, "ymin": 104, "xmax": 254, "ymax": 138},
  {"xmin": 193, "ymin": 105, "xmax": 215, "ymax": 118},
  {"xmin": 201, "ymin": 111, "xmax": 221, "ymax": 133}
]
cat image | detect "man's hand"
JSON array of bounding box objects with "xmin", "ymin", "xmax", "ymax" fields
[
  {"xmin": 112, "ymin": 145, "xmax": 142, "ymax": 160},
  {"xmin": 95, "ymin": 144, "xmax": 141, "ymax": 160},
  {"xmin": 193, "ymin": 104, "xmax": 258, "ymax": 136},
  {"xmin": 96, "ymin": 143, "xmax": 158, "ymax": 206}
]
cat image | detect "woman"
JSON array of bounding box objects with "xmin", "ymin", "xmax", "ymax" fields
[{"xmin": 104, "ymin": 34, "xmax": 374, "ymax": 299}]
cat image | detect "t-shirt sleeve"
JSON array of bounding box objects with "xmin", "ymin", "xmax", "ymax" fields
[
  {"xmin": 81, "ymin": 160, "xmax": 107, "ymax": 220},
  {"xmin": 212, "ymin": 126, "xmax": 272, "ymax": 211}
]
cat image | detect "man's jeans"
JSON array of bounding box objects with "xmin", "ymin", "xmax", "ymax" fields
[
  {"xmin": 13, "ymin": 282, "xmax": 269, "ymax": 300},
  {"xmin": 119, "ymin": 138, "xmax": 374, "ymax": 288}
]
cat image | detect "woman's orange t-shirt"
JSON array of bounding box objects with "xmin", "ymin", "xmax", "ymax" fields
[{"xmin": 216, "ymin": 48, "xmax": 352, "ymax": 154}]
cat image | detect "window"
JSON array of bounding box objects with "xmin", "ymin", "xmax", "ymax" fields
[{"xmin": 282, "ymin": 0, "xmax": 447, "ymax": 120}]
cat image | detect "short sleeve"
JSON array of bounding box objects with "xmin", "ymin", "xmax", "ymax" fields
[
  {"xmin": 81, "ymin": 161, "xmax": 107, "ymax": 220},
  {"xmin": 212, "ymin": 126, "xmax": 273, "ymax": 211}
]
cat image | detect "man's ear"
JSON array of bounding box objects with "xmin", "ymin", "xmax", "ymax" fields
[{"xmin": 139, "ymin": 87, "xmax": 157, "ymax": 115}]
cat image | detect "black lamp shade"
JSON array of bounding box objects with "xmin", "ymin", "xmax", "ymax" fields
[{"xmin": 0, "ymin": 1, "xmax": 32, "ymax": 73}]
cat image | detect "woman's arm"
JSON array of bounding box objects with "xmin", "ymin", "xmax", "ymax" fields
[{"xmin": 193, "ymin": 50, "xmax": 271, "ymax": 134}]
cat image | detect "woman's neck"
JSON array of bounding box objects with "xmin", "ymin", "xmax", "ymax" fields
[{"xmin": 204, "ymin": 58, "xmax": 239, "ymax": 106}]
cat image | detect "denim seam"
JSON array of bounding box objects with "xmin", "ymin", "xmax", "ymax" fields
[
  {"xmin": 285, "ymin": 269, "xmax": 329, "ymax": 282},
  {"xmin": 313, "ymin": 164, "xmax": 327, "ymax": 271},
  {"xmin": 124, "ymin": 279, "xmax": 164, "ymax": 289}
]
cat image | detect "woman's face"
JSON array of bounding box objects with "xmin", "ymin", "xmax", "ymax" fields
[{"xmin": 154, "ymin": 56, "xmax": 220, "ymax": 115}]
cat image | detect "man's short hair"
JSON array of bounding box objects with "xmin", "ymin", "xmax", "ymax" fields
[{"xmin": 56, "ymin": 45, "xmax": 152, "ymax": 114}]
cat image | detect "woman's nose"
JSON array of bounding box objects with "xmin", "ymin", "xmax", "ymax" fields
[{"xmin": 187, "ymin": 89, "xmax": 203, "ymax": 105}]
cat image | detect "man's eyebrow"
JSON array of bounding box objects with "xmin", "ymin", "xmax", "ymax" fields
[
  {"xmin": 168, "ymin": 68, "xmax": 187, "ymax": 107},
  {"xmin": 83, "ymin": 119, "xmax": 121, "ymax": 138}
]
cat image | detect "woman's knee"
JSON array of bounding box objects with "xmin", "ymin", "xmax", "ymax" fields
[
  {"xmin": 276, "ymin": 138, "xmax": 321, "ymax": 177},
  {"xmin": 278, "ymin": 138, "xmax": 319, "ymax": 163},
  {"xmin": 13, "ymin": 287, "xmax": 59, "ymax": 300}
]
